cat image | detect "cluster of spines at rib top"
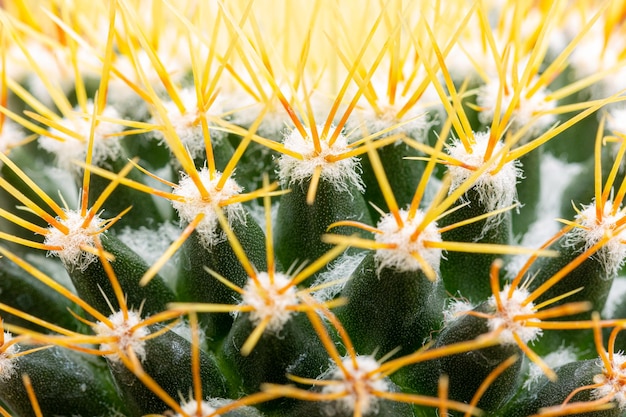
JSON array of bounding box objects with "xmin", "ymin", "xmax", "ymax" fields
[{"xmin": 0, "ymin": 1, "xmax": 626, "ymax": 416}]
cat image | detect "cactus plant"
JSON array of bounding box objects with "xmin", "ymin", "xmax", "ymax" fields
[{"xmin": 1, "ymin": 0, "xmax": 626, "ymax": 416}]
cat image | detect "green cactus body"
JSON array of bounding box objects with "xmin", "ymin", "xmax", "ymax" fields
[
  {"xmin": 398, "ymin": 302, "xmax": 523, "ymax": 414},
  {"xmin": 288, "ymin": 375, "xmax": 415, "ymax": 417},
  {"xmin": 438, "ymin": 131, "xmax": 519, "ymax": 302},
  {"xmin": 176, "ymin": 212, "xmax": 267, "ymax": 341},
  {"xmin": 338, "ymin": 252, "xmax": 446, "ymax": 358},
  {"xmin": 274, "ymin": 177, "xmax": 372, "ymax": 276},
  {"xmin": 439, "ymin": 188, "xmax": 513, "ymax": 302},
  {"xmin": 85, "ymin": 156, "xmax": 165, "ymax": 228},
  {"xmin": 512, "ymin": 149, "xmax": 542, "ymax": 237},
  {"xmin": 0, "ymin": 255, "xmax": 83, "ymax": 333},
  {"xmin": 505, "ymin": 359, "xmax": 622, "ymax": 417},
  {"xmin": 0, "ymin": 344, "xmax": 128, "ymax": 417},
  {"xmin": 2, "ymin": 1, "xmax": 626, "ymax": 417},
  {"xmin": 527, "ymin": 236, "xmax": 616, "ymax": 354},
  {"xmin": 108, "ymin": 325, "xmax": 228, "ymax": 415},
  {"xmin": 221, "ymin": 312, "xmax": 328, "ymax": 397},
  {"xmin": 359, "ymin": 141, "xmax": 425, "ymax": 222},
  {"xmin": 66, "ymin": 233, "xmax": 176, "ymax": 317}
]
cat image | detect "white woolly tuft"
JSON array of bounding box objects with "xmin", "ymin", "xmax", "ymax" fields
[
  {"xmin": 174, "ymin": 398, "xmax": 245, "ymax": 417},
  {"xmin": 43, "ymin": 209, "xmax": 104, "ymax": 271},
  {"xmin": 23, "ymin": 42, "xmax": 101, "ymax": 104},
  {"xmin": 171, "ymin": 168, "xmax": 245, "ymax": 248},
  {"xmin": 109, "ymin": 40, "xmax": 191, "ymax": 107},
  {"xmin": 0, "ymin": 332, "xmax": 18, "ymax": 382},
  {"xmin": 278, "ymin": 125, "xmax": 364, "ymax": 192},
  {"xmin": 487, "ymin": 285, "xmax": 541, "ymax": 345},
  {"xmin": 240, "ymin": 272, "xmax": 299, "ymax": 333},
  {"xmin": 150, "ymin": 87, "xmax": 227, "ymax": 160},
  {"xmin": 523, "ymin": 347, "xmax": 577, "ymax": 389},
  {"xmin": 311, "ymin": 252, "xmax": 366, "ymax": 304},
  {"xmin": 603, "ymin": 277, "xmax": 626, "ymax": 318},
  {"xmin": 476, "ymin": 77, "xmax": 556, "ymax": 140},
  {"xmin": 114, "ymin": 222, "xmax": 182, "ymax": 287},
  {"xmin": 570, "ymin": 29, "xmax": 626, "ymax": 100},
  {"xmin": 24, "ymin": 44, "xmax": 75, "ymax": 104},
  {"xmin": 592, "ymin": 353, "xmax": 626, "ymax": 409},
  {"xmin": 374, "ymin": 209, "xmax": 442, "ymax": 275},
  {"xmin": 565, "ymin": 201, "xmax": 626, "ymax": 277},
  {"xmin": 608, "ymin": 107, "xmax": 626, "ymax": 137},
  {"xmin": 220, "ymin": 69, "xmax": 311, "ymax": 140},
  {"xmin": 344, "ymin": 73, "xmax": 442, "ymax": 143},
  {"xmin": 234, "ymin": 105, "xmax": 290, "ymax": 140},
  {"xmin": 508, "ymin": 155, "xmax": 583, "ymax": 277},
  {"xmin": 107, "ymin": 55, "xmax": 153, "ymax": 120},
  {"xmin": 1, "ymin": 44, "xmax": 34, "ymax": 82},
  {"xmin": 447, "ymin": 131, "xmax": 521, "ymax": 228},
  {"xmin": 174, "ymin": 400, "xmax": 218, "ymax": 417},
  {"xmin": 38, "ymin": 101, "xmax": 124, "ymax": 172},
  {"xmin": 608, "ymin": 107, "xmax": 626, "ymax": 172},
  {"xmin": 168, "ymin": 319, "xmax": 207, "ymax": 350},
  {"xmin": 321, "ymin": 355, "xmax": 389, "ymax": 417},
  {"xmin": 0, "ymin": 121, "xmax": 26, "ymax": 156},
  {"xmin": 347, "ymin": 104, "xmax": 430, "ymax": 141},
  {"xmin": 443, "ymin": 298, "xmax": 474, "ymax": 325},
  {"xmin": 446, "ymin": 34, "xmax": 501, "ymax": 84},
  {"xmin": 224, "ymin": 92, "xmax": 291, "ymax": 140},
  {"xmin": 95, "ymin": 310, "xmax": 149, "ymax": 363}
]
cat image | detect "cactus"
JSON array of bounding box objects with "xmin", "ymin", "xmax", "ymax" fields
[{"xmin": 1, "ymin": 0, "xmax": 626, "ymax": 416}]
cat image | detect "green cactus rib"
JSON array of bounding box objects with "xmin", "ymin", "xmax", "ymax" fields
[{"xmin": 1, "ymin": 1, "xmax": 626, "ymax": 417}]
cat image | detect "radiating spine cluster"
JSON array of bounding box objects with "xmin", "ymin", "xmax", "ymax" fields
[{"xmin": 0, "ymin": 1, "xmax": 626, "ymax": 417}]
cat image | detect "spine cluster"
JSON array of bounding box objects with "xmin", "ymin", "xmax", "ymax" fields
[{"xmin": 0, "ymin": 1, "xmax": 625, "ymax": 417}]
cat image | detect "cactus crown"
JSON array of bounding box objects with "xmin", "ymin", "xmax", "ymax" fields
[{"xmin": 1, "ymin": 1, "xmax": 626, "ymax": 417}]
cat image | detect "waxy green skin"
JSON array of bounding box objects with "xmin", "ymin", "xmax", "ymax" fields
[
  {"xmin": 220, "ymin": 312, "xmax": 328, "ymax": 398},
  {"xmin": 396, "ymin": 302, "xmax": 522, "ymax": 415},
  {"xmin": 108, "ymin": 326, "xmax": 227, "ymax": 416},
  {"xmin": 85, "ymin": 156, "xmax": 164, "ymax": 229},
  {"xmin": 0, "ymin": 255, "xmax": 83, "ymax": 333},
  {"xmin": 503, "ymin": 359, "xmax": 621, "ymax": 417},
  {"xmin": 66, "ymin": 233, "xmax": 175, "ymax": 318},
  {"xmin": 0, "ymin": 346, "xmax": 128, "ymax": 417},
  {"xmin": 359, "ymin": 141, "xmax": 425, "ymax": 223},
  {"xmin": 337, "ymin": 252, "xmax": 446, "ymax": 359},
  {"xmin": 439, "ymin": 187, "xmax": 512, "ymax": 303},
  {"xmin": 274, "ymin": 178, "xmax": 372, "ymax": 280},
  {"xmin": 527, "ymin": 237, "xmax": 616, "ymax": 356},
  {"xmin": 287, "ymin": 378, "xmax": 415, "ymax": 417},
  {"xmin": 0, "ymin": 151, "xmax": 59, "ymax": 243},
  {"xmin": 0, "ymin": 127, "xmax": 620, "ymax": 417},
  {"xmin": 513, "ymin": 149, "xmax": 542, "ymax": 237},
  {"xmin": 176, "ymin": 211, "xmax": 268, "ymax": 342},
  {"xmin": 1, "ymin": 5, "xmax": 625, "ymax": 416}
]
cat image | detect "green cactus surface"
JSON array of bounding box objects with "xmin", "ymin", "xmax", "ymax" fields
[{"xmin": 1, "ymin": 1, "xmax": 626, "ymax": 416}]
